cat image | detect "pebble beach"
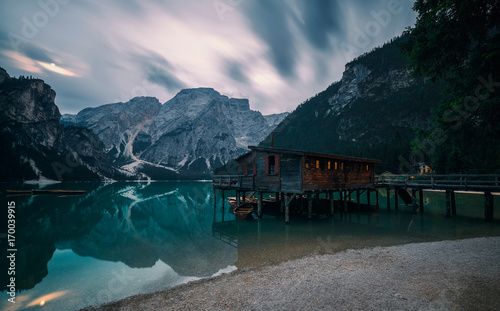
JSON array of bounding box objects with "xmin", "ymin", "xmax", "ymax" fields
[{"xmin": 84, "ymin": 236, "xmax": 500, "ymax": 311}]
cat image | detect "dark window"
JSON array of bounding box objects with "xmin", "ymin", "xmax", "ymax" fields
[
  {"xmin": 269, "ymin": 155, "xmax": 276, "ymax": 174},
  {"xmin": 266, "ymin": 155, "xmax": 279, "ymax": 175}
]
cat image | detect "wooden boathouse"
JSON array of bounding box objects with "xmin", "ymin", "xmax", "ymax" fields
[{"xmin": 213, "ymin": 146, "xmax": 381, "ymax": 223}]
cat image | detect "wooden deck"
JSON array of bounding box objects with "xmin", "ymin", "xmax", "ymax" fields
[
  {"xmin": 375, "ymin": 174, "xmax": 499, "ymax": 221},
  {"xmin": 375, "ymin": 174, "xmax": 500, "ymax": 191}
]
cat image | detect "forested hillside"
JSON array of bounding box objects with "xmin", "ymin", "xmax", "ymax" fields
[{"xmin": 260, "ymin": 36, "xmax": 446, "ymax": 173}]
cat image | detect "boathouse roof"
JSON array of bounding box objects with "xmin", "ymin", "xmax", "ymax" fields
[{"xmin": 236, "ymin": 146, "xmax": 381, "ymax": 164}]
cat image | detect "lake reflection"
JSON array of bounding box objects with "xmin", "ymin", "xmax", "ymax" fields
[
  {"xmin": 0, "ymin": 182, "xmax": 236, "ymax": 311},
  {"xmin": 0, "ymin": 183, "xmax": 499, "ymax": 311}
]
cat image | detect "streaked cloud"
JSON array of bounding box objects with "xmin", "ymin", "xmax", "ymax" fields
[
  {"xmin": 37, "ymin": 61, "xmax": 79, "ymax": 77},
  {"xmin": 0, "ymin": 0, "xmax": 416, "ymax": 115}
]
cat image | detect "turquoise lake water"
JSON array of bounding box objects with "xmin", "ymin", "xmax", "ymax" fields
[{"xmin": 1, "ymin": 181, "xmax": 499, "ymax": 311}]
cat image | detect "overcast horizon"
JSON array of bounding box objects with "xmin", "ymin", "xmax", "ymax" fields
[{"xmin": 0, "ymin": 0, "xmax": 416, "ymax": 115}]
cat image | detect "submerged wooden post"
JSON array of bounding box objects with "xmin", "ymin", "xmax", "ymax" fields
[
  {"xmin": 394, "ymin": 189, "xmax": 399, "ymax": 210},
  {"xmin": 451, "ymin": 191, "xmax": 456, "ymax": 216},
  {"xmin": 419, "ymin": 190, "xmax": 424, "ymax": 213},
  {"xmin": 387, "ymin": 188, "xmax": 391, "ymax": 211},
  {"xmin": 257, "ymin": 191, "xmax": 263, "ymax": 218},
  {"xmin": 445, "ymin": 190, "xmax": 452, "ymax": 218},
  {"xmin": 367, "ymin": 190, "xmax": 371, "ymax": 207},
  {"xmin": 376, "ymin": 189, "xmax": 380, "ymax": 209},
  {"xmin": 484, "ymin": 192, "xmax": 494, "ymax": 222},
  {"xmin": 307, "ymin": 193, "xmax": 313, "ymax": 219},
  {"xmin": 242, "ymin": 191, "xmax": 246, "ymax": 204}
]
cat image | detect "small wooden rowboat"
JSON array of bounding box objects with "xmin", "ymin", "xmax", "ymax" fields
[
  {"xmin": 7, "ymin": 190, "xmax": 87, "ymax": 195},
  {"xmin": 233, "ymin": 203, "xmax": 254, "ymax": 220}
]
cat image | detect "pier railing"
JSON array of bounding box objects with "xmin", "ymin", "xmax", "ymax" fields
[
  {"xmin": 213, "ymin": 175, "xmax": 254, "ymax": 189},
  {"xmin": 375, "ymin": 174, "xmax": 500, "ymax": 191}
]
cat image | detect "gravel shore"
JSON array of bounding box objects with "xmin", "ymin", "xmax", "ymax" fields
[{"xmin": 84, "ymin": 237, "xmax": 500, "ymax": 311}]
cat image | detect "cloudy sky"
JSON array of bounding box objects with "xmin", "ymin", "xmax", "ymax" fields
[{"xmin": 0, "ymin": 0, "xmax": 416, "ymax": 115}]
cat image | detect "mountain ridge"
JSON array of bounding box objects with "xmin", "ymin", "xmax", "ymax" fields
[{"xmin": 62, "ymin": 87, "xmax": 288, "ymax": 179}]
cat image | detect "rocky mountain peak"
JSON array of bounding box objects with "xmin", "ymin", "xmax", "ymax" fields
[{"xmin": 0, "ymin": 67, "xmax": 9, "ymax": 84}]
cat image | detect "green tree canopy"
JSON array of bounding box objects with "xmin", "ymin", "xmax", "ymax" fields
[{"xmin": 402, "ymin": 0, "xmax": 500, "ymax": 173}]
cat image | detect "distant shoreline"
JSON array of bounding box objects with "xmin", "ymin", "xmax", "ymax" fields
[{"xmin": 84, "ymin": 236, "xmax": 500, "ymax": 311}]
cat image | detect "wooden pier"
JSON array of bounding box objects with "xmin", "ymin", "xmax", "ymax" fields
[{"xmin": 375, "ymin": 174, "xmax": 499, "ymax": 221}]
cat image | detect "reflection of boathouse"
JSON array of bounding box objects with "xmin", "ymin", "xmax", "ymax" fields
[{"xmin": 213, "ymin": 146, "xmax": 381, "ymax": 223}]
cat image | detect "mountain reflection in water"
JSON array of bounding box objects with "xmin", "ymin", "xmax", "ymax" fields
[{"xmin": 1, "ymin": 182, "xmax": 236, "ymax": 294}]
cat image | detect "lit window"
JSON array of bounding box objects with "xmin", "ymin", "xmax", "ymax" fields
[
  {"xmin": 335, "ymin": 162, "xmax": 338, "ymax": 170},
  {"xmin": 306, "ymin": 163, "xmax": 309, "ymax": 169},
  {"xmin": 316, "ymin": 160, "xmax": 320, "ymax": 169},
  {"xmin": 327, "ymin": 161, "xmax": 331, "ymax": 170},
  {"xmin": 340, "ymin": 162, "xmax": 344, "ymax": 171},
  {"xmin": 366, "ymin": 164, "xmax": 369, "ymax": 171}
]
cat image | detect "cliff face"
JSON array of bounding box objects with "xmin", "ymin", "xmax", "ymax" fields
[
  {"xmin": 261, "ymin": 36, "xmax": 446, "ymax": 173},
  {"xmin": 61, "ymin": 97, "xmax": 162, "ymax": 163},
  {"xmin": 0, "ymin": 68, "xmax": 124, "ymax": 181},
  {"xmin": 0, "ymin": 75, "xmax": 60, "ymax": 148}
]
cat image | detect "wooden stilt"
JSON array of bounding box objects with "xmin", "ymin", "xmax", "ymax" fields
[
  {"xmin": 236, "ymin": 191, "xmax": 240, "ymax": 206},
  {"xmin": 484, "ymin": 192, "xmax": 494, "ymax": 222},
  {"xmin": 308, "ymin": 193, "xmax": 313, "ymax": 219},
  {"xmin": 387, "ymin": 188, "xmax": 391, "ymax": 211},
  {"xmin": 445, "ymin": 190, "xmax": 452, "ymax": 218},
  {"xmin": 394, "ymin": 189, "xmax": 399, "ymax": 210},
  {"xmin": 242, "ymin": 191, "xmax": 246, "ymax": 203},
  {"xmin": 339, "ymin": 191, "xmax": 343, "ymax": 213},
  {"xmin": 329, "ymin": 191, "xmax": 334, "ymax": 216},
  {"xmin": 213, "ymin": 188, "xmax": 217, "ymax": 223},
  {"xmin": 376, "ymin": 189, "xmax": 380, "ymax": 209},
  {"xmin": 221, "ymin": 190, "xmax": 225, "ymax": 212},
  {"xmin": 284, "ymin": 194, "xmax": 295, "ymax": 224},
  {"xmin": 419, "ymin": 190, "xmax": 424, "ymax": 213},
  {"xmin": 280, "ymin": 193, "xmax": 285, "ymax": 213},
  {"xmin": 344, "ymin": 190, "xmax": 348, "ymax": 213},
  {"xmin": 412, "ymin": 189, "xmax": 418, "ymax": 213},
  {"xmin": 356, "ymin": 190, "xmax": 360, "ymax": 211},
  {"xmin": 257, "ymin": 191, "xmax": 263, "ymax": 218},
  {"xmin": 285, "ymin": 198, "xmax": 290, "ymax": 224},
  {"xmin": 451, "ymin": 191, "xmax": 456, "ymax": 216},
  {"xmin": 367, "ymin": 190, "xmax": 371, "ymax": 207}
]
